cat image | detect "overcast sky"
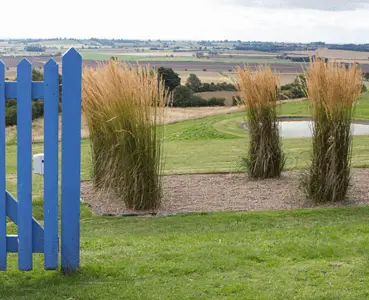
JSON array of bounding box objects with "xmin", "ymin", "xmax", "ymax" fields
[{"xmin": 1, "ymin": 0, "xmax": 369, "ymax": 43}]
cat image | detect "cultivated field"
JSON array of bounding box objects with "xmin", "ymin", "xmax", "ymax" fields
[
  {"xmin": 287, "ymin": 47, "xmax": 369, "ymax": 63},
  {"xmin": 195, "ymin": 91, "xmax": 239, "ymax": 106}
]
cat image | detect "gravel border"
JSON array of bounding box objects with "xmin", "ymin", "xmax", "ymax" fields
[{"xmin": 81, "ymin": 169, "xmax": 369, "ymax": 216}]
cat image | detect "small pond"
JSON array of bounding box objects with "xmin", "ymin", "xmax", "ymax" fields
[{"xmin": 243, "ymin": 120, "xmax": 369, "ymax": 138}]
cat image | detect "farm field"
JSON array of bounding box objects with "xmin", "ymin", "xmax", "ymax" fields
[
  {"xmin": 177, "ymin": 71, "xmax": 235, "ymax": 84},
  {"xmin": 287, "ymin": 48, "xmax": 369, "ymax": 62},
  {"xmin": 1, "ymin": 94, "xmax": 369, "ymax": 299},
  {"xmin": 194, "ymin": 91, "xmax": 239, "ymax": 106},
  {"xmin": 80, "ymin": 51, "xmax": 294, "ymax": 64}
]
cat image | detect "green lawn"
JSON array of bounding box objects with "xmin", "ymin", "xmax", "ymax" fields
[
  {"xmin": 3, "ymin": 208, "xmax": 369, "ymax": 299},
  {"xmin": 2, "ymin": 94, "xmax": 369, "ymax": 299}
]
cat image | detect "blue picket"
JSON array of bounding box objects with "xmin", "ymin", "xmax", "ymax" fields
[
  {"xmin": 61, "ymin": 48, "xmax": 82, "ymax": 273},
  {"xmin": 0, "ymin": 61, "xmax": 6, "ymax": 271},
  {"xmin": 43, "ymin": 59, "xmax": 59, "ymax": 270},
  {"xmin": 17, "ymin": 59, "xmax": 33, "ymax": 271}
]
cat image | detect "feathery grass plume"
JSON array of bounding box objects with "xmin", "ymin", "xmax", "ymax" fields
[
  {"xmin": 82, "ymin": 61, "xmax": 167, "ymax": 210},
  {"xmin": 302, "ymin": 58, "xmax": 362, "ymax": 203},
  {"xmin": 236, "ymin": 65, "xmax": 285, "ymax": 179}
]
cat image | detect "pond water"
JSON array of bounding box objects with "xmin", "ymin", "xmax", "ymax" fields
[{"xmin": 279, "ymin": 121, "xmax": 369, "ymax": 138}]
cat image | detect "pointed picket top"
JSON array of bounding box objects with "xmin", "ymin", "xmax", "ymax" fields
[
  {"xmin": 17, "ymin": 58, "xmax": 32, "ymax": 69},
  {"xmin": 45, "ymin": 58, "xmax": 57, "ymax": 68},
  {"xmin": 62, "ymin": 47, "xmax": 81, "ymax": 61},
  {"xmin": 0, "ymin": 60, "xmax": 4, "ymax": 81}
]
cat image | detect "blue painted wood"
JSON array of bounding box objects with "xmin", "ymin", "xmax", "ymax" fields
[
  {"xmin": 17, "ymin": 59, "xmax": 33, "ymax": 271},
  {"xmin": 0, "ymin": 61, "xmax": 6, "ymax": 270},
  {"xmin": 6, "ymin": 234, "xmax": 43, "ymax": 253},
  {"xmin": 43, "ymin": 59, "xmax": 59, "ymax": 270},
  {"xmin": 61, "ymin": 48, "xmax": 82, "ymax": 273},
  {"xmin": 5, "ymin": 82, "xmax": 44, "ymax": 100},
  {"xmin": 6, "ymin": 192, "xmax": 44, "ymax": 237}
]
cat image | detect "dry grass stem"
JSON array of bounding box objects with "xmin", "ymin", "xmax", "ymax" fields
[
  {"xmin": 82, "ymin": 61, "xmax": 167, "ymax": 210},
  {"xmin": 303, "ymin": 58, "xmax": 362, "ymax": 203},
  {"xmin": 236, "ymin": 65, "xmax": 285, "ymax": 179}
]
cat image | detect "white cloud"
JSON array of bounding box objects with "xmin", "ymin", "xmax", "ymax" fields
[
  {"xmin": 223, "ymin": 0, "xmax": 369, "ymax": 11},
  {"xmin": 0, "ymin": 0, "xmax": 368, "ymax": 43}
]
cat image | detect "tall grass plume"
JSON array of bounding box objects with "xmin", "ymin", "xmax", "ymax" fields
[
  {"xmin": 82, "ymin": 61, "xmax": 167, "ymax": 210},
  {"xmin": 303, "ymin": 58, "xmax": 362, "ymax": 203},
  {"xmin": 236, "ymin": 65, "xmax": 285, "ymax": 179}
]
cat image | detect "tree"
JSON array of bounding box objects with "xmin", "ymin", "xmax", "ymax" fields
[
  {"xmin": 364, "ymin": 73, "xmax": 369, "ymax": 81},
  {"xmin": 157, "ymin": 67, "xmax": 181, "ymax": 92},
  {"xmin": 172, "ymin": 86, "xmax": 193, "ymax": 107},
  {"xmin": 32, "ymin": 68, "xmax": 44, "ymax": 81},
  {"xmin": 186, "ymin": 73, "xmax": 202, "ymax": 92}
]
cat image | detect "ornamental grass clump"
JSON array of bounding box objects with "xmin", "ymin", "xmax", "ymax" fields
[
  {"xmin": 236, "ymin": 65, "xmax": 285, "ymax": 179},
  {"xmin": 82, "ymin": 61, "xmax": 166, "ymax": 210},
  {"xmin": 303, "ymin": 58, "xmax": 362, "ymax": 203}
]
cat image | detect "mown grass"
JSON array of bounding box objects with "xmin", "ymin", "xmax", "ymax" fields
[{"xmin": 2, "ymin": 207, "xmax": 369, "ymax": 299}]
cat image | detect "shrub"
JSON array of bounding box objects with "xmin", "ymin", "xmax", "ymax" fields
[
  {"xmin": 190, "ymin": 96, "xmax": 207, "ymax": 107},
  {"xmin": 172, "ymin": 85, "xmax": 194, "ymax": 107},
  {"xmin": 236, "ymin": 65, "xmax": 285, "ymax": 179},
  {"xmin": 279, "ymin": 75, "xmax": 306, "ymax": 99},
  {"xmin": 302, "ymin": 59, "xmax": 362, "ymax": 203},
  {"xmin": 172, "ymin": 86, "xmax": 224, "ymax": 107},
  {"xmin": 232, "ymin": 95, "xmax": 241, "ymax": 106},
  {"xmin": 207, "ymin": 97, "xmax": 225, "ymax": 106},
  {"xmin": 6, "ymin": 106, "xmax": 17, "ymax": 126},
  {"xmin": 362, "ymin": 84, "xmax": 367, "ymax": 93},
  {"xmin": 6, "ymin": 99, "xmax": 17, "ymax": 108},
  {"xmin": 186, "ymin": 73, "xmax": 202, "ymax": 92},
  {"xmin": 32, "ymin": 100, "xmax": 44, "ymax": 120},
  {"xmin": 82, "ymin": 61, "xmax": 167, "ymax": 210}
]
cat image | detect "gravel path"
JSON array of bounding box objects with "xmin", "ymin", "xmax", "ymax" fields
[{"xmin": 81, "ymin": 169, "xmax": 369, "ymax": 216}]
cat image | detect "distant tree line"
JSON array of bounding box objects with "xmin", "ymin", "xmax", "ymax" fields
[
  {"xmin": 24, "ymin": 44, "xmax": 45, "ymax": 52},
  {"xmin": 234, "ymin": 42, "xmax": 319, "ymax": 52},
  {"xmin": 328, "ymin": 44, "xmax": 369, "ymax": 52},
  {"xmin": 277, "ymin": 55, "xmax": 329, "ymax": 63}
]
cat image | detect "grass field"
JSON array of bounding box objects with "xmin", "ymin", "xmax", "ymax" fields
[
  {"xmin": 80, "ymin": 52, "xmax": 299, "ymax": 64},
  {"xmin": 2, "ymin": 94, "xmax": 369, "ymax": 299}
]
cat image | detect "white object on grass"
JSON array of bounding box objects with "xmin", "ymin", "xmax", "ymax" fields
[{"xmin": 33, "ymin": 153, "xmax": 44, "ymax": 175}]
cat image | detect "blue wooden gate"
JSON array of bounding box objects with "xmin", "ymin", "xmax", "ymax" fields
[{"xmin": 0, "ymin": 48, "xmax": 82, "ymax": 272}]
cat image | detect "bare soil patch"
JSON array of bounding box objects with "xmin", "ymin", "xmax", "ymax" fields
[
  {"xmin": 287, "ymin": 48, "xmax": 369, "ymax": 60},
  {"xmin": 81, "ymin": 169, "xmax": 369, "ymax": 216}
]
